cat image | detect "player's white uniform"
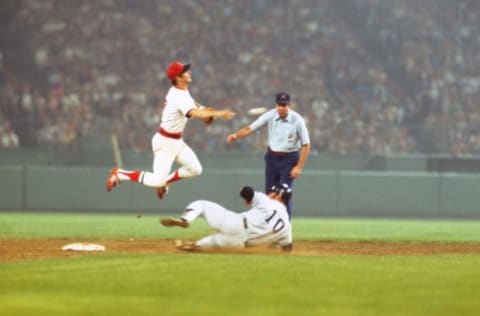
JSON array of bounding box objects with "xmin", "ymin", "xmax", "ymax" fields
[
  {"xmin": 181, "ymin": 191, "xmax": 292, "ymax": 248},
  {"xmin": 140, "ymin": 86, "xmax": 202, "ymax": 187}
]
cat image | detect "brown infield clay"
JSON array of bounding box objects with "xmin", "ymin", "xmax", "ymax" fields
[{"xmin": 2, "ymin": 239, "xmax": 480, "ymax": 262}]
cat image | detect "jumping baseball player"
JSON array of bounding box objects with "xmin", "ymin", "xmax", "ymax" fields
[
  {"xmin": 226, "ymin": 92, "xmax": 310, "ymax": 219},
  {"xmin": 106, "ymin": 61, "xmax": 236, "ymax": 199},
  {"xmin": 161, "ymin": 183, "xmax": 293, "ymax": 251}
]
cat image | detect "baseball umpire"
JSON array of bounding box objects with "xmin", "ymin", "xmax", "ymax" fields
[{"xmin": 226, "ymin": 92, "xmax": 310, "ymax": 219}]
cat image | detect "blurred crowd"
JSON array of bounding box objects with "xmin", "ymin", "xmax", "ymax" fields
[{"xmin": 1, "ymin": 0, "xmax": 479, "ymax": 156}]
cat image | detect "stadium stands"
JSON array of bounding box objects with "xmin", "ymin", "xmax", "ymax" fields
[{"xmin": 1, "ymin": 0, "xmax": 479, "ymax": 156}]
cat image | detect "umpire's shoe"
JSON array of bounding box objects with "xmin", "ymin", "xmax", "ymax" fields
[{"xmin": 160, "ymin": 217, "xmax": 189, "ymax": 228}]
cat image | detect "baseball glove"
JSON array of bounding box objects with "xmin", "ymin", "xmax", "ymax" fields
[{"xmin": 202, "ymin": 107, "xmax": 216, "ymax": 125}]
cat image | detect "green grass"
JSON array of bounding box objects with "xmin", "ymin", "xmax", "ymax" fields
[
  {"xmin": 2, "ymin": 212, "xmax": 480, "ymax": 242},
  {"xmin": 2, "ymin": 254, "xmax": 480, "ymax": 316},
  {"xmin": 1, "ymin": 212, "xmax": 480, "ymax": 316}
]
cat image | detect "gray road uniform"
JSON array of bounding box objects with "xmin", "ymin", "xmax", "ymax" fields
[{"xmin": 181, "ymin": 191, "xmax": 292, "ymax": 249}]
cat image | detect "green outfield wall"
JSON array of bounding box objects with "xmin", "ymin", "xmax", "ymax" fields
[
  {"xmin": 4, "ymin": 147, "xmax": 480, "ymax": 172},
  {"xmin": 1, "ymin": 165, "xmax": 479, "ymax": 218}
]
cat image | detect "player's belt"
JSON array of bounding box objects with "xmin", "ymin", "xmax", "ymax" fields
[
  {"xmin": 158, "ymin": 127, "xmax": 182, "ymax": 139},
  {"xmin": 267, "ymin": 146, "xmax": 295, "ymax": 156}
]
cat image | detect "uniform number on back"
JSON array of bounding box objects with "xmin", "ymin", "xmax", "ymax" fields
[{"xmin": 266, "ymin": 210, "xmax": 285, "ymax": 233}]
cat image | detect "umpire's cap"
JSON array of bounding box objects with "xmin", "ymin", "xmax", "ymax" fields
[
  {"xmin": 166, "ymin": 61, "xmax": 191, "ymax": 81},
  {"xmin": 271, "ymin": 183, "xmax": 292, "ymax": 204},
  {"xmin": 275, "ymin": 92, "xmax": 290, "ymax": 105}
]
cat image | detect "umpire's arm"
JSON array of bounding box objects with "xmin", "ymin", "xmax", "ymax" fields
[{"xmin": 226, "ymin": 126, "xmax": 253, "ymax": 144}]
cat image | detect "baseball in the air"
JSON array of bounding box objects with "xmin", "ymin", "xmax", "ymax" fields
[{"xmin": 247, "ymin": 107, "xmax": 267, "ymax": 115}]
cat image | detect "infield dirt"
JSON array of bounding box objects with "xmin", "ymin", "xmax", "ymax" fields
[{"xmin": 2, "ymin": 239, "xmax": 480, "ymax": 262}]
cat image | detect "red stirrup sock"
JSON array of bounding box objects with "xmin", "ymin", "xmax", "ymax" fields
[
  {"xmin": 118, "ymin": 170, "xmax": 142, "ymax": 183},
  {"xmin": 166, "ymin": 170, "xmax": 182, "ymax": 185}
]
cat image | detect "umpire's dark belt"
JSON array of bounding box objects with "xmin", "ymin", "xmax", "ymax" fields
[
  {"xmin": 158, "ymin": 127, "xmax": 182, "ymax": 139},
  {"xmin": 267, "ymin": 146, "xmax": 296, "ymax": 156}
]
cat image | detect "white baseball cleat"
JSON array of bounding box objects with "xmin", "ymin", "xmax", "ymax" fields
[{"xmin": 106, "ymin": 168, "xmax": 120, "ymax": 192}]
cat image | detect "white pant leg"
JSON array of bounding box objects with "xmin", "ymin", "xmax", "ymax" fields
[
  {"xmin": 142, "ymin": 135, "xmax": 202, "ymax": 187},
  {"xmin": 182, "ymin": 200, "xmax": 246, "ymax": 248},
  {"xmin": 174, "ymin": 141, "xmax": 202, "ymax": 179},
  {"xmin": 196, "ymin": 234, "xmax": 246, "ymax": 248},
  {"xmin": 142, "ymin": 134, "xmax": 181, "ymax": 187}
]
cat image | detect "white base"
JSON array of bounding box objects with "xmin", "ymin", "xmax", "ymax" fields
[{"xmin": 62, "ymin": 243, "xmax": 105, "ymax": 251}]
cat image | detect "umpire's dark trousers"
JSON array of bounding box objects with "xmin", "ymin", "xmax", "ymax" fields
[{"xmin": 264, "ymin": 148, "xmax": 299, "ymax": 220}]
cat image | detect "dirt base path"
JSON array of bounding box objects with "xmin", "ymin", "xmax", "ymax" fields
[{"xmin": 2, "ymin": 239, "xmax": 480, "ymax": 262}]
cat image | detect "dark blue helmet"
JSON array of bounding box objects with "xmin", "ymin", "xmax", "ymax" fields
[{"xmin": 271, "ymin": 183, "xmax": 292, "ymax": 204}]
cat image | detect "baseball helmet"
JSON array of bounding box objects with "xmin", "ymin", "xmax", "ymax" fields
[{"xmin": 270, "ymin": 183, "xmax": 292, "ymax": 204}]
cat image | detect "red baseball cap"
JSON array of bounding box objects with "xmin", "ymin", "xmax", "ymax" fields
[{"xmin": 166, "ymin": 62, "xmax": 191, "ymax": 81}]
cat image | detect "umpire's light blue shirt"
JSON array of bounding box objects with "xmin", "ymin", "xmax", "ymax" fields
[{"xmin": 249, "ymin": 109, "xmax": 310, "ymax": 152}]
